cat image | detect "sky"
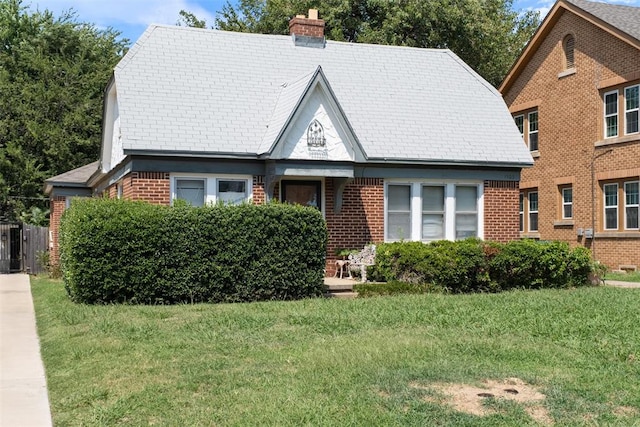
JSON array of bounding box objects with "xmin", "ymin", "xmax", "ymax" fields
[{"xmin": 27, "ymin": 0, "xmax": 640, "ymax": 44}]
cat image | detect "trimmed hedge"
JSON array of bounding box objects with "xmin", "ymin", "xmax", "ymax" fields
[
  {"xmin": 368, "ymin": 238, "xmax": 593, "ymax": 293},
  {"xmin": 60, "ymin": 198, "xmax": 327, "ymax": 304}
]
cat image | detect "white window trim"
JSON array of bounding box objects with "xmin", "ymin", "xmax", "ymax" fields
[
  {"xmin": 562, "ymin": 187, "xmax": 572, "ymax": 219},
  {"xmin": 519, "ymin": 193, "xmax": 524, "ymax": 232},
  {"xmin": 170, "ymin": 173, "xmax": 253, "ymax": 206},
  {"xmin": 624, "ymin": 84, "xmax": 639, "ymax": 136},
  {"xmin": 528, "ymin": 191, "xmax": 539, "ymax": 232},
  {"xmin": 604, "ymin": 89, "xmax": 619, "ymax": 139},
  {"xmin": 384, "ymin": 180, "xmax": 483, "ymax": 242},
  {"xmin": 603, "ymin": 183, "xmax": 618, "ymax": 230},
  {"xmin": 624, "ymin": 180, "xmax": 639, "ymax": 230}
]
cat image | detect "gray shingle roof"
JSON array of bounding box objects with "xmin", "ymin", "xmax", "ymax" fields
[
  {"xmin": 565, "ymin": 0, "xmax": 640, "ymax": 42},
  {"xmin": 114, "ymin": 25, "xmax": 532, "ymax": 166},
  {"xmin": 45, "ymin": 161, "xmax": 99, "ymax": 186}
]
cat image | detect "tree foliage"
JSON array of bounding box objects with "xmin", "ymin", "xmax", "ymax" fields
[
  {"xmin": 212, "ymin": 0, "xmax": 539, "ymax": 87},
  {"xmin": 0, "ymin": 0, "xmax": 127, "ymax": 222}
]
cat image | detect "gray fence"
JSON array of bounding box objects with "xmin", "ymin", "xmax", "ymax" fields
[{"xmin": 0, "ymin": 223, "xmax": 49, "ymax": 274}]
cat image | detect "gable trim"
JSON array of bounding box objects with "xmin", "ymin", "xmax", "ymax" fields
[
  {"xmin": 263, "ymin": 66, "xmax": 367, "ymax": 162},
  {"xmin": 499, "ymin": 0, "xmax": 640, "ymax": 94}
]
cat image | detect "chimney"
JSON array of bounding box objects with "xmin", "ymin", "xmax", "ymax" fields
[{"xmin": 289, "ymin": 9, "xmax": 325, "ymax": 42}]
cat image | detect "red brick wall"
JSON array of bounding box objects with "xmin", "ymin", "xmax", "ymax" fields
[
  {"xmin": 484, "ymin": 180, "xmax": 520, "ymax": 242},
  {"xmin": 502, "ymin": 10, "xmax": 640, "ymax": 270},
  {"xmin": 252, "ymin": 175, "xmax": 265, "ymax": 205},
  {"xmin": 126, "ymin": 172, "xmax": 170, "ymax": 205},
  {"xmin": 49, "ymin": 196, "xmax": 66, "ymax": 266},
  {"xmin": 324, "ymin": 178, "xmax": 384, "ymax": 275}
]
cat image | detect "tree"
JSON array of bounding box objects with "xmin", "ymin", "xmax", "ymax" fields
[
  {"xmin": 0, "ymin": 0, "xmax": 127, "ymax": 222},
  {"xmin": 213, "ymin": 0, "xmax": 539, "ymax": 87}
]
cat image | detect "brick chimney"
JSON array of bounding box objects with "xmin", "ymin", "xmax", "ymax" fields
[{"xmin": 289, "ymin": 9, "xmax": 325, "ymax": 38}]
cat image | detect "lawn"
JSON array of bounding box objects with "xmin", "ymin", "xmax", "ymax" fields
[
  {"xmin": 32, "ymin": 276, "xmax": 640, "ymax": 426},
  {"xmin": 606, "ymin": 271, "xmax": 640, "ymax": 283}
]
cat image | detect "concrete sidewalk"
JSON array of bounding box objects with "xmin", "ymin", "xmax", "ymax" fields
[
  {"xmin": 605, "ymin": 280, "xmax": 640, "ymax": 288},
  {"xmin": 0, "ymin": 274, "xmax": 52, "ymax": 427}
]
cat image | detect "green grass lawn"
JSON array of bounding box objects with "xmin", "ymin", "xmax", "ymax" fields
[
  {"xmin": 32, "ymin": 277, "xmax": 640, "ymax": 426},
  {"xmin": 606, "ymin": 271, "xmax": 640, "ymax": 283}
]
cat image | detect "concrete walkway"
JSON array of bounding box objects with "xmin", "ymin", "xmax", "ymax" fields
[
  {"xmin": 0, "ymin": 274, "xmax": 52, "ymax": 427},
  {"xmin": 605, "ymin": 280, "xmax": 640, "ymax": 288}
]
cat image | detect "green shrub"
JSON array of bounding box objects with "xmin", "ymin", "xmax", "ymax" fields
[
  {"xmin": 60, "ymin": 199, "xmax": 327, "ymax": 304},
  {"xmin": 370, "ymin": 238, "xmax": 594, "ymax": 293}
]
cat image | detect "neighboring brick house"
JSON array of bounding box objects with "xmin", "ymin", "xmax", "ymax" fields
[
  {"xmin": 46, "ymin": 10, "xmax": 532, "ymax": 274},
  {"xmin": 500, "ymin": 0, "xmax": 640, "ymax": 271}
]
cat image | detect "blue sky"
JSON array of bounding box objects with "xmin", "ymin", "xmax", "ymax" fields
[{"xmin": 28, "ymin": 0, "xmax": 640, "ymax": 43}]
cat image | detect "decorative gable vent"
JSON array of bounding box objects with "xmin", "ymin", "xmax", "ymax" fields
[
  {"xmin": 307, "ymin": 119, "xmax": 326, "ymax": 147},
  {"xmin": 563, "ymin": 34, "xmax": 575, "ymax": 69}
]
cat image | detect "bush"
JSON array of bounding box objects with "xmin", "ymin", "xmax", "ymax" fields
[
  {"xmin": 60, "ymin": 199, "xmax": 327, "ymax": 304},
  {"xmin": 369, "ymin": 238, "xmax": 594, "ymax": 293}
]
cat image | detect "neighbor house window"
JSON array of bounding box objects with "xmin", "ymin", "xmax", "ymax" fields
[
  {"xmin": 562, "ymin": 186, "xmax": 573, "ymax": 219},
  {"xmin": 171, "ymin": 175, "xmax": 252, "ymax": 206},
  {"xmin": 603, "ymin": 183, "xmax": 618, "ymax": 229},
  {"xmin": 385, "ymin": 181, "xmax": 483, "ymax": 242},
  {"xmin": 528, "ymin": 191, "xmax": 539, "ymax": 232},
  {"xmin": 116, "ymin": 182, "xmax": 123, "ymax": 199},
  {"xmin": 625, "ymin": 181, "xmax": 639, "ymax": 229},
  {"xmin": 625, "ymin": 85, "xmax": 639, "ymax": 135},
  {"xmin": 604, "ymin": 90, "xmax": 619, "ymax": 138},
  {"xmin": 603, "ymin": 83, "xmax": 640, "ymax": 138},
  {"xmin": 563, "ymin": 34, "xmax": 575, "ymax": 69},
  {"xmin": 513, "ymin": 109, "xmax": 539, "ymax": 152}
]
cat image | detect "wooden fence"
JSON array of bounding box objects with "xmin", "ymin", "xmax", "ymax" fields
[{"xmin": 0, "ymin": 222, "xmax": 49, "ymax": 274}]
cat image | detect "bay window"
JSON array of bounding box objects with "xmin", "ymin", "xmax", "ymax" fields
[{"xmin": 386, "ymin": 181, "xmax": 483, "ymax": 242}]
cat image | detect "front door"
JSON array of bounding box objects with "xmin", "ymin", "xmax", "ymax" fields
[{"xmin": 281, "ymin": 180, "xmax": 322, "ymax": 211}]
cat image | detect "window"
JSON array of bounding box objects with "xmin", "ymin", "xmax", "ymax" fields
[
  {"xmin": 176, "ymin": 179, "xmax": 205, "ymax": 207},
  {"xmin": 528, "ymin": 191, "xmax": 539, "ymax": 232},
  {"xmin": 603, "ymin": 83, "xmax": 639, "ymax": 139},
  {"xmin": 385, "ymin": 182, "xmax": 483, "ymax": 242},
  {"xmin": 603, "ymin": 183, "xmax": 618, "ymax": 230},
  {"xmin": 422, "ymin": 185, "xmax": 445, "ymax": 240},
  {"xmin": 281, "ymin": 180, "xmax": 322, "ymax": 211},
  {"xmin": 455, "ymin": 186, "xmax": 478, "ymax": 239},
  {"xmin": 625, "ymin": 181, "xmax": 639, "ymax": 229},
  {"xmin": 519, "ymin": 190, "xmax": 539, "ymax": 234},
  {"xmin": 171, "ymin": 175, "xmax": 251, "ymax": 206},
  {"xmin": 519, "ymin": 193, "xmax": 524, "ymax": 232},
  {"xmin": 605, "ymin": 91, "xmax": 619, "ymax": 138},
  {"xmin": 562, "ymin": 187, "xmax": 573, "ymax": 219},
  {"xmin": 625, "ymin": 85, "xmax": 639, "ymax": 135},
  {"xmin": 563, "ymin": 34, "xmax": 575, "ymax": 69},
  {"xmin": 116, "ymin": 183, "xmax": 123, "ymax": 199},
  {"xmin": 512, "ymin": 110, "xmax": 539, "ymax": 152},
  {"xmin": 386, "ymin": 184, "xmax": 412, "ymax": 240}
]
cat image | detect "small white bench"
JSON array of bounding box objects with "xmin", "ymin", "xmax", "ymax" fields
[{"xmin": 348, "ymin": 244, "xmax": 376, "ymax": 282}]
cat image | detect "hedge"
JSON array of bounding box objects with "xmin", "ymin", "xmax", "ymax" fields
[
  {"xmin": 60, "ymin": 198, "xmax": 327, "ymax": 304},
  {"xmin": 367, "ymin": 238, "xmax": 593, "ymax": 293}
]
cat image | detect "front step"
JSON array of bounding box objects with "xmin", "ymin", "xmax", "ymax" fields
[{"xmin": 323, "ymin": 279, "xmax": 358, "ymax": 298}]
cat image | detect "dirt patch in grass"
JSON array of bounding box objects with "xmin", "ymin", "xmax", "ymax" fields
[{"xmin": 411, "ymin": 377, "xmax": 552, "ymax": 425}]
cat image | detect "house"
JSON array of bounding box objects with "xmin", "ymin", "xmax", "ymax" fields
[
  {"xmin": 499, "ymin": 0, "xmax": 640, "ymax": 271},
  {"xmin": 46, "ymin": 10, "xmax": 533, "ymax": 275}
]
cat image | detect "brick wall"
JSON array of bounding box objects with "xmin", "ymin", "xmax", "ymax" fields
[
  {"xmin": 324, "ymin": 178, "xmax": 384, "ymax": 275},
  {"xmin": 502, "ymin": 10, "xmax": 640, "ymax": 269},
  {"xmin": 252, "ymin": 175, "xmax": 265, "ymax": 205},
  {"xmin": 49, "ymin": 196, "xmax": 66, "ymax": 266},
  {"xmin": 126, "ymin": 172, "xmax": 170, "ymax": 205},
  {"xmin": 483, "ymin": 180, "xmax": 520, "ymax": 242},
  {"xmin": 288, "ymin": 17, "xmax": 325, "ymax": 38}
]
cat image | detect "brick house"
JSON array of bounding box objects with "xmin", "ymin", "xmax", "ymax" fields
[
  {"xmin": 46, "ymin": 10, "xmax": 532, "ymax": 274},
  {"xmin": 499, "ymin": 0, "xmax": 640, "ymax": 271}
]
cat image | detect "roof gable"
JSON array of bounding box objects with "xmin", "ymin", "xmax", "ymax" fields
[
  {"xmin": 500, "ymin": 0, "xmax": 640, "ymax": 94},
  {"xmin": 261, "ymin": 66, "xmax": 366, "ymax": 162}
]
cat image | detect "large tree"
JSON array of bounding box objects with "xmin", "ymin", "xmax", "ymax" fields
[
  {"xmin": 213, "ymin": 0, "xmax": 539, "ymax": 87},
  {"xmin": 0, "ymin": 0, "xmax": 127, "ymax": 222}
]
